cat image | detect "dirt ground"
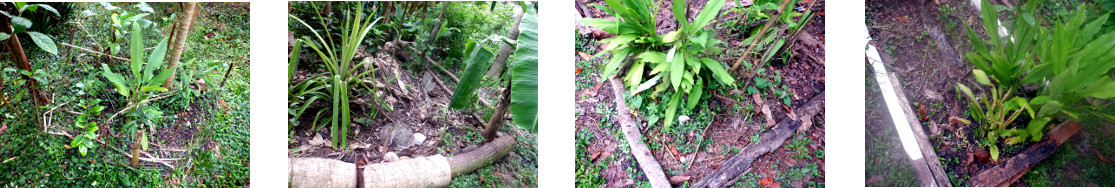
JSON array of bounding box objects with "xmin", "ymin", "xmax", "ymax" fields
[
  {"xmin": 576, "ymin": 0, "xmax": 826, "ymax": 186},
  {"xmin": 865, "ymin": 0, "xmax": 1115, "ymax": 186}
]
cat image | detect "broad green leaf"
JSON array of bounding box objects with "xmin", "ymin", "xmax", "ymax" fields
[
  {"xmin": 990, "ymin": 145, "xmax": 1000, "ymax": 162},
  {"xmin": 101, "ymin": 64, "xmax": 130, "ymax": 97},
  {"xmin": 701, "ymin": 58, "xmax": 735, "ymax": 85},
  {"xmin": 672, "ymin": 0, "xmax": 689, "ymax": 30},
  {"xmin": 581, "ymin": 18, "xmax": 620, "ymax": 34},
  {"xmin": 10, "ymin": 15, "xmax": 31, "ymax": 33},
  {"xmin": 140, "ymin": 132, "xmax": 149, "ymax": 151},
  {"xmin": 510, "ymin": 13, "xmax": 539, "ymax": 132},
  {"xmin": 980, "ymin": 0, "xmax": 1000, "ymax": 46},
  {"xmin": 26, "ymin": 32, "xmax": 57, "ymax": 55},
  {"xmin": 691, "ymin": 0, "xmax": 726, "ymax": 30},
  {"xmin": 147, "ymin": 63, "xmax": 178, "ymax": 87},
  {"xmin": 972, "ymin": 69, "xmax": 991, "ymax": 86},
  {"xmin": 601, "ymin": 49, "xmax": 629, "ymax": 79},
  {"xmin": 36, "ymin": 4, "xmax": 60, "ymax": 17},
  {"xmin": 143, "ymin": 36, "xmax": 170, "ymax": 81},
  {"xmin": 1085, "ymin": 81, "xmax": 1115, "ymax": 98},
  {"xmin": 1027, "ymin": 117, "xmax": 1050, "ymax": 142},
  {"xmin": 140, "ymin": 86, "xmax": 167, "ymax": 92},
  {"xmin": 670, "ymin": 52, "xmax": 684, "ymax": 89},
  {"xmin": 664, "ymin": 91, "xmax": 682, "ymax": 130},
  {"xmin": 634, "ymin": 74, "xmax": 662, "ymax": 94},
  {"xmin": 661, "ymin": 30, "xmax": 681, "ymax": 43},
  {"xmin": 686, "ymin": 78, "xmax": 704, "ymax": 110},
  {"xmin": 130, "ymin": 23, "xmax": 144, "ymax": 79},
  {"xmin": 448, "ymin": 43, "xmax": 495, "ymax": 109},
  {"xmin": 627, "ymin": 61, "xmax": 645, "ymax": 91},
  {"xmin": 1029, "ymin": 96, "xmax": 1051, "ymax": 105},
  {"xmin": 1037, "ymin": 100, "xmax": 1062, "ymax": 118},
  {"xmin": 0, "ymin": 33, "xmax": 9, "ymax": 41}
]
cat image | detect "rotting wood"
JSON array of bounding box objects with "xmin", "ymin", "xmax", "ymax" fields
[
  {"xmin": 608, "ymin": 78, "xmax": 671, "ymax": 188},
  {"xmin": 482, "ymin": 81, "xmax": 512, "ymax": 142},
  {"xmin": 290, "ymin": 134, "xmax": 515, "ymax": 187},
  {"xmin": 690, "ymin": 91, "xmax": 824, "ymax": 188},
  {"xmin": 447, "ymin": 132, "xmax": 515, "ymax": 176},
  {"xmin": 968, "ymin": 121, "xmax": 1081, "ymax": 187}
]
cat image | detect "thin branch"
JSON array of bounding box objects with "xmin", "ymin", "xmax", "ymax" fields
[
  {"xmin": 60, "ymin": 42, "xmax": 130, "ymax": 62},
  {"xmin": 106, "ymin": 94, "xmax": 175, "ymax": 124}
]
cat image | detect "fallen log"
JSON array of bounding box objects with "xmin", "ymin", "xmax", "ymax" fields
[
  {"xmin": 690, "ymin": 91, "xmax": 825, "ymax": 188},
  {"xmin": 967, "ymin": 120, "xmax": 1082, "ymax": 187},
  {"xmin": 289, "ymin": 133, "xmax": 515, "ymax": 187},
  {"xmin": 608, "ymin": 78, "xmax": 672, "ymax": 188}
]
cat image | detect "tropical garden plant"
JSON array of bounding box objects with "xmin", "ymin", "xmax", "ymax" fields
[
  {"xmin": 449, "ymin": 3, "xmax": 538, "ymax": 139},
  {"xmin": 959, "ymin": 0, "xmax": 1115, "ymax": 161},
  {"xmin": 70, "ymin": 99, "xmax": 105, "ymax": 156},
  {"xmin": 581, "ymin": 0, "xmax": 735, "ymax": 130},
  {"xmin": 289, "ymin": 2, "xmax": 380, "ymax": 149}
]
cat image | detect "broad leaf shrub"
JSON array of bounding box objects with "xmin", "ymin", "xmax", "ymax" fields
[
  {"xmin": 449, "ymin": 8, "xmax": 538, "ymax": 132},
  {"xmin": 960, "ymin": 0, "xmax": 1115, "ymax": 161},
  {"xmin": 581, "ymin": 0, "xmax": 734, "ymax": 130}
]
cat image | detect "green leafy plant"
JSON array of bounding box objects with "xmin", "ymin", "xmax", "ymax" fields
[
  {"xmin": 0, "ymin": 2, "xmax": 61, "ymax": 55},
  {"xmin": 962, "ymin": 0, "xmax": 1040, "ymax": 89},
  {"xmin": 101, "ymin": 23, "xmax": 174, "ymax": 109},
  {"xmin": 94, "ymin": 2, "xmax": 161, "ymax": 55},
  {"xmin": 582, "ymin": 0, "xmax": 735, "ymax": 130},
  {"xmin": 956, "ymin": 70, "xmax": 1047, "ymax": 162},
  {"xmin": 1019, "ymin": 2, "xmax": 1115, "ymax": 119},
  {"xmin": 289, "ymin": 2, "xmax": 381, "ymax": 149},
  {"xmin": 449, "ymin": 10, "xmax": 538, "ymax": 132},
  {"xmin": 71, "ymin": 99, "xmax": 105, "ymax": 156}
]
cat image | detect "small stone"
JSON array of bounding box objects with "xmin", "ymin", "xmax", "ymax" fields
[
  {"xmin": 411, "ymin": 133, "xmax": 426, "ymax": 146},
  {"xmin": 383, "ymin": 152, "xmax": 399, "ymax": 162}
]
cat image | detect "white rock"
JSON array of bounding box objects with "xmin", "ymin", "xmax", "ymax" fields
[
  {"xmin": 383, "ymin": 152, "xmax": 399, "ymax": 162},
  {"xmin": 412, "ymin": 133, "xmax": 426, "ymax": 146},
  {"xmin": 678, "ymin": 115, "xmax": 690, "ymax": 124}
]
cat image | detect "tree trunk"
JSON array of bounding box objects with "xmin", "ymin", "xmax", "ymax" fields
[
  {"xmin": 162, "ymin": 2, "xmax": 199, "ymax": 89},
  {"xmin": 481, "ymin": 80, "xmax": 512, "ymax": 142},
  {"xmin": 289, "ymin": 134, "xmax": 515, "ymax": 187},
  {"xmin": 426, "ymin": 2, "xmax": 447, "ymax": 47},
  {"xmin": 0, "ymin": 9, "xmax": 48, "ymax": 106},
  {"xmin": 484, "ymin": 11, "xmax": 525, "ymax": 79}
]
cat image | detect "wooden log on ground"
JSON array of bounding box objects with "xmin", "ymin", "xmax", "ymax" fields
[
  {"xmin": 867, "ymin": 43, "xmax": 951, "ymax": 186},
  {"xmin": 967, "ymin": 120, "xmax": 1082, "ymax": 187},
  {"xmin": 690, "ymin": 91, "xmax": 824, "ymax": 188},
  {"xmin": 608, "ymin": 78, "xmax": 671, "ymax": 188},
  {"xmin": 289, "ymin": 134, "xmax": 515, "ymax": 187}
]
